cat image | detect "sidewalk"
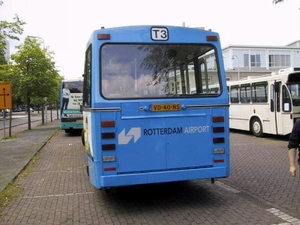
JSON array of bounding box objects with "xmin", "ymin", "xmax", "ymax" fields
[{"xmin": 0, "ymin": 119, "xmax": 60, "ymax": 193}]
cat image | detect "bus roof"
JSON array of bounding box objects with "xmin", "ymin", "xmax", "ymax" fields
[
  {"xmin": 227, "ymin": 67, "xmax": 300, "ymax": 85},
  {"xmin": 86, "ymin": 25, "xmax": 220, "ymax": 47}
]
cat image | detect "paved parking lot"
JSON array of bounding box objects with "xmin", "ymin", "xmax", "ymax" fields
[{"xmin": 0, "ymin": 129, "xmax": 300, "ymax": 225}]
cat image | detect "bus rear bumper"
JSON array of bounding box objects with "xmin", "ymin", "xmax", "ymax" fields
[
  {"xmin": 60, "ymin": 123, "xmax": 83, "ymax": 130},
  {"xmin": 89, "ymin": 167, "xmax": 229, "ymax": 189}
]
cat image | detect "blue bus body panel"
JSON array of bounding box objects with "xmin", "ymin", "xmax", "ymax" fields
[
  {"xmin": 86, "ymin": 102, "xmax": 229, "ymax": 189},
  {"xmin": 84, "ymin": 25, "xmax": 230, "ymax": 189}
]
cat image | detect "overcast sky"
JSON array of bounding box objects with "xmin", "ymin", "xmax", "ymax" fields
[{"xmin": 0, "ymin": 0, "xmax": 299, "ymax": 79}]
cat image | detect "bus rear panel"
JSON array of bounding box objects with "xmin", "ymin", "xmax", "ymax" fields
[{"xmin": 82, "ymin": 25, "xmax": 230, "ymax": 189}]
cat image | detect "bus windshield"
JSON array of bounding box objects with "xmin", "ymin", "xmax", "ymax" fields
[
  {"xmin": 101, "ymin": 44, "xmax": 221, "ymax": 99},
  {"xmin": 287, "ymin": 83, "xmax": 300, "ymax": 106}
]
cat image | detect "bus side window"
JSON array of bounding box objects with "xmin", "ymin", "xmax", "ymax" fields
[
  {"xmin": 83, "ymin": 46, "xmax": 91, "ymax": 107},
  {"xmin": 240, "ymin": 84, "xmax": 250, "ymax": 103},
  {"xmin": 230, "ymin": 85, "xmax": 239, "ymax": 103},
  {"xmin": 282, "ymin": 85, "xmax": 292, "ymax": 112},
  {"xmin": 252, "ymin": 82, "xmax": 268, "ymax": 103},
  {"xmin": 270, "ymin": 84, "xmax": 274, "ymax": 112}
]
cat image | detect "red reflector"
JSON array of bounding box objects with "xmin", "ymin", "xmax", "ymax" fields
[
  {"xmin": 214, "ymin": 159, "xmax": 224, "ymax": 163},
  {"xmin": 206, "ymin": 35, "xmax": 218, "ymax": 41},
  {"xmin": 212, "ymin": 116, "xmax": 224, "ymax": 122},
  {"xmin": 104, "ymin": 167, "xmax": 116, "ymax": 171},
  {"xmin": 97, "ymin": 34, "xmax": 111, "ymax": 40},
  {"xmin": 101, "ymin": 121, "xmax": 115, "ymax": 127},
  {"xmin": 213, "ymin": 137, "xmax": 225, "ymax": 143}
]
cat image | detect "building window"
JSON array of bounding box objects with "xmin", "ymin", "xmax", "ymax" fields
[
  {"xmin": 171, "ymin": 83, "xmax": 175, "ymax": 92},
  {"xmin": 251, "ymin": 54, "xmax": 261, "ymax": 67},
  {"xmin": 243, "ymin": 54, "xmax": 261, "ymax": 67},
  {"xmin": 269, "ymin": 55, "xmax": 291, "ymax": 67},
  {"xmin": 176, "ymin": 81, "xmax": 180, "ymax": 92},
  {"xmin": 244, "ymin": 54, "xmax": 249, "ymax": 67}
]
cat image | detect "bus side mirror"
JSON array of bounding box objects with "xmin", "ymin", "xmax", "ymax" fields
[
  {"xmin": 274, "ymin": 82, "xmax": 280, "ymax": 93},
  {"xmin": 82, "ymin": 74, "xmax": 85, "ymax": 77}
]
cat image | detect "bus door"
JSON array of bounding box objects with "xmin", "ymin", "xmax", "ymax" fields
[
  {"xmin": 270, "ymin": 82, "xmax": 280, "ymax": 135},
  {"xmin": 282, "ymin": 83, "xmax": 297, "ymax": 134},
  {"xmin": 272, "ymin": 81, "xmax": 292, "ymax": 135}
]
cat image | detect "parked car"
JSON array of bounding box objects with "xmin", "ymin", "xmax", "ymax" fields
[
  {"xmin": 13, "ymin": 107, "xmax": 22, "ymax": 112},
  {"xmin": 26, "ymin": 107, "xmax": 34, "ymax": 112},
  {"xmin": 1, "ymin": 109, "xmax": 10, "ymax": 117}
]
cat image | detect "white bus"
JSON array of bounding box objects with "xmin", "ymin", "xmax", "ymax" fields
[{"xmin": 227, "ymin": 67, "xmax": 300, "ymax": 137}]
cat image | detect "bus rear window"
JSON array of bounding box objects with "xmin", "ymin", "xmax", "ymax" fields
[{"xmin": 100, "ymin": 44, "xmax": 221, "ymax": 99}]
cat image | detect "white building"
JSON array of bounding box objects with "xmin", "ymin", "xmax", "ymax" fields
[{"xmin": 222, "ymin": 40, "xmax": 300, "ymax": 81}]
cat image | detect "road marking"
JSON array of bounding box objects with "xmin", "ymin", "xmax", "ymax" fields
[
  {"xmin": 23, "ymin": 191, "xmax": 95, "ymax": 199},
  {"xmin": 215, "ymin": 182, "xmax": 300, "ymax": 224},
  {"xmin": 266, "ymin": 208, "xmax": 300, "ymax": 225},
  {"xmin": 215, "ymin": 181, "xmax": 241, "ymax": 193}
]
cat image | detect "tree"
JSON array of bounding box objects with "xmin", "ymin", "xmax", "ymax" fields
[
  {"xmin": 0, "ymin": 1, "xmax": 25, "ymax": 65},
  {"xmin": 0, "ymin": 0, "xmax": 25, "ymax": 87},
  {"xmin": 11, "ymin": 37, "xmax": 62, "ymax": 129}
]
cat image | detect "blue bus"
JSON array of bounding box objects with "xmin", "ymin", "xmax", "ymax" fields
[
  {"xmin": 82, "ymin": 25, "xmax": 230, "ymax": 190},
  {"xmin": 60, "ymin": 79, "xmax": 83, "ymax": 133}
]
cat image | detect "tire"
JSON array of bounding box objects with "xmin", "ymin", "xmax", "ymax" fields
[
  {"xmin": 86, "ymin": 165, "xmax": 89, "ymax": 176},
  {"xmin": 251, "ymin": 118, "xmax": 264, "ymax": 137},
  {"xmin": 81, "ymin": 130, "xmax": 85, "ymax": 146}
]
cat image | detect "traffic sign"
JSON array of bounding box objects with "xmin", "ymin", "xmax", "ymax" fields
[{"xmin": 0, "ymin": 82, "xmax": 12, "ymax": 109}]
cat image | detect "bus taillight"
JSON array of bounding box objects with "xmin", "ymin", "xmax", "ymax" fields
[
  {"xmin": 101, "ymin": 121, "xmax": 115, "ymax": 127},
  {"xmin": 102, "ymin": 144, "xmax": 115, "ymax": 150},
  {"xmin": 98, "ymin": 34, "xmax": 111, "ymax": 40},
  {"xmin": 213, "ymin": 127, "xmax": 225, "ymax": 133},
  {"xmin": 212, "ymin": 116, "xmax": 224, "ymax": 122},
  {"xmin": 206, "ymin": 35, "xmax": 218, "ymax": 41},
  {"xmin": 102, "ymin": 132, "xmax": 115, "ymax": 139},
  {"xmin": 213, "ymin": 137, "xmax": 225, "ymax": 143}
]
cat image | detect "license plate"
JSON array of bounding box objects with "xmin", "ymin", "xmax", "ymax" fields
[
  {"xmin": 68, "ymin": 114, "xmax": 82, "ymax": 118},
  {"xmin": 151, "ymin": 103, "xmax": 181, "ymax": 112}
]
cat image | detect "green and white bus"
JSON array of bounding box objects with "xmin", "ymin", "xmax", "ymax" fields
[{"xmin": 60, "ymin": 79, "xmax": 83, "ymax": 133}]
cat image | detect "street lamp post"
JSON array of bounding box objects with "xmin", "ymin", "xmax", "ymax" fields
[
  {"xmin": 232, "ymin": 55, "xmax": 240, "ymax": 80},
  {"xmin": 56, "ymin": 66, "xmax": 65, "ymax": 77}
]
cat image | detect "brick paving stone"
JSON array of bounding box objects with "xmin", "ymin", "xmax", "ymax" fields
[{"xmin": 1, "ymin": 127, "xmax": 299, "ymax": 224}]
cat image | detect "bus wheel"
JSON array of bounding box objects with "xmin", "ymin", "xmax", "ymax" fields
[
  {"xmin": 105, "ymin": 188, "xmax": 112, "ymax": 193},
  {"xmin": 81, "ymin": 130, "xmax": 85, "ymax": 146},
  {"xmin": 251, "ymin": 118, "xmax": 263, "ymax": 137}
]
